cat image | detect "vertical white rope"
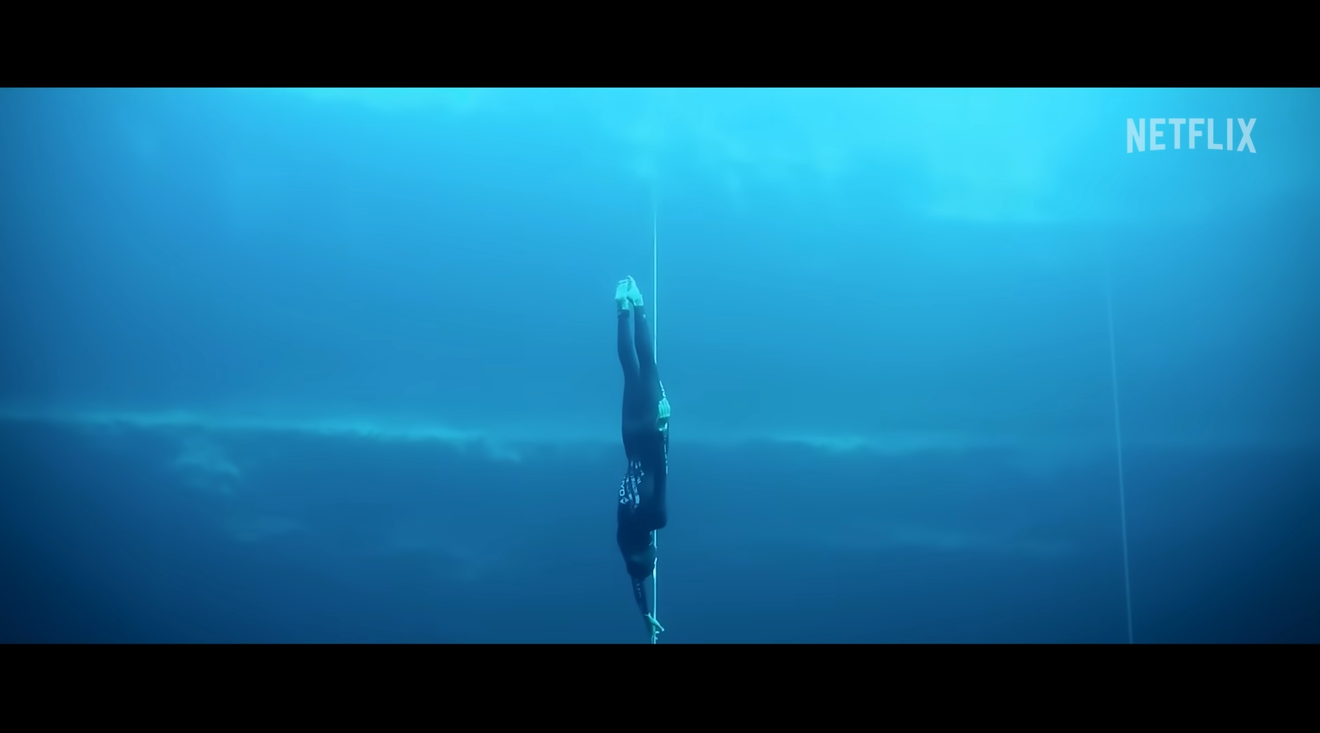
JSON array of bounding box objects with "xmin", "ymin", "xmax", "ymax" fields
[
  {"xmin": 1105, "ymin": 259, "xmax": 1135, "ymax": 645},
  {"xmin": 650, "ymin": 192, "xmax": 659, "ymax": 640}
]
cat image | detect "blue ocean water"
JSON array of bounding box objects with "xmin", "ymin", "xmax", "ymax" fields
[{"xmin": 0, "ymin": 88, "xmax": 1316, "ymax": 643}]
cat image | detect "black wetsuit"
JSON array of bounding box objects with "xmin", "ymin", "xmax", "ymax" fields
[{"xmin": 616, "ymin": 302, "xmax": 669, "ymax": 619}]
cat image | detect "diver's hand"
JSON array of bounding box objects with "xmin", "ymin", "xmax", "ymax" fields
[{"xmin": 645, "ymin": 613, "xmax": 664, "ymax": 643}]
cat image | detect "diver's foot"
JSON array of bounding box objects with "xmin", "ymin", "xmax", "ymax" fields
[
  {"xmin": 625, "ymin": 276, "xmax": 644, "ymax": 307},
  {"xmin": 616, "ymin": 279, "xmax": 632, "ymax": 312}
]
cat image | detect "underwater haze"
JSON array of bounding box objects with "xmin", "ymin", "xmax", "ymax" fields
[{"xmin": 1, "ymin": 87, "xmax": 1317, "ymax": 643}]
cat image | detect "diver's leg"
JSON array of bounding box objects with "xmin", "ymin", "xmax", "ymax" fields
[
  {"xmin": 617, "ymin": 281, "xmax": 641, "ymax": 396},
  {"xmin": 618, "ymin": 310, "xmax": 640, "ymax": 384},
  {"xmin": 632, "ymin": 303, "xmax": 655, "ymax": 369},
  {"xmin": 632, "ymin": 303, "xmax": 667, "ymax": 404},
  {"xmin": 624, "ymin": 277, "xmax": 666, "ymax": 415}
]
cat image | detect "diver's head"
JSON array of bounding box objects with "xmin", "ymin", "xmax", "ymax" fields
[
  {"xmin": 625, "ymin": 546, "xmax": 657, "ymax": 580},
  {"xmin": 656, "ymin": 396, "xmax": 671, "ymax": 432}
]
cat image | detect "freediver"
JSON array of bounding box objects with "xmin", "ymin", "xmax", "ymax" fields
[{"xmin": 613, "ymin": 275, "xmax": 669, "ymax": 643}]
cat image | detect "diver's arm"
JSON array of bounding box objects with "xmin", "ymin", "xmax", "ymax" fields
[
  {"xmin": 632, "ymin": 575, "xmax": 664, "ymax": 642},
  {"xmin": 637, "ymin": 437, "xmax": 668, "ymax": 530},
  {"xmin": 631, "ymin": 576, "xmax": 650, "ymax": 617},
  {"xmin": 651, "ymin": 458, "xmax": 668, "ymax": 531}
]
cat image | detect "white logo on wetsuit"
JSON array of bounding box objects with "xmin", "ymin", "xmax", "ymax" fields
[{"xmin": 619, "ymin": 460, "xmax": 644, "ymax": 508}]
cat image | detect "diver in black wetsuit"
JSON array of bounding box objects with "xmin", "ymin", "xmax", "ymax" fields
[{"xmin": 614, "ymin": 275, "xmax": 670, "ymax": 643}]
